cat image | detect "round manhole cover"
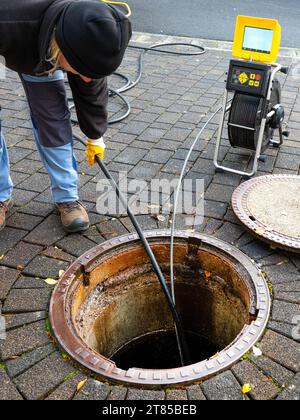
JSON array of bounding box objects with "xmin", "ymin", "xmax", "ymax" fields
[
  {"xmin": 232, "ymin": 175, "xmax": 300, "ymax": 253},
  {"xmin": 50, "ymin": 230, "xmax": 270, "ymax": 387}
]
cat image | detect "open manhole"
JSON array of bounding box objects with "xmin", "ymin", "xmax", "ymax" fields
[
  {"xmin": 50, "ymin": 230, "xmax": 270, "ymax": 386},
  {"xmin": 232, "ymin": 175, "xmax": 300, "ymax": 253}
]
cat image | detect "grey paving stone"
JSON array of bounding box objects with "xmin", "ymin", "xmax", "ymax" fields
[
  {"xmin": 186, "ymin": 384, "xmax": 206, "ymax": 400},
  {"xmin": 116, "ymin": 147, "xmax": 147, "ymax": 165},
  {"xmin": 241, "ymin": 241, "xmax": 273, "ymax": 261},
  {"xmin": 15, "ymin": 352, "xmax": 75, "ymax": 400},
  {"xmin": 191, "ymin": 158, "xmax": 216, "ymax": 175},
  {"xmin": 273, "ymin": 292, "xmax": 300, "ymax": 305},
  {"xmin": 205, "ymin": 183, "xmax": 236, "ymax": 203},
  {"xmin": 163, "ymin": 127, "xmax": 191, "ymax": 142},
  {"xmin": 232, "ymin": 361, "xmax": 279, "ymax": 400},
  {"xmin": 6, "ymin": 212, "xmax": 43, "ymax": 230},
  {"xmin": 223, "ymin": 208, "xmax": 240, "ymax": 224},
  {"xmin": 249, "ymin": 355, "xmax": 294, "ymax": 387},
  {"xmin": 272, "ymin": 300, "xmax": 300, "ymax": 325},
  {"xmin": 12, "ymin": 188, "xmax": 38, "ymax": 206},
  {"xmin": 276, "ymin": 153, "xmax": 300, "ymax": 171},
  {"xmin": 13, "ymin": 275, "xmax": 48, "ymax": 289},
  {"xmin": 144, "ymin": 148, "xmax": 174, "ymax": 164},
  {"xmin": 202, "ymin": 218, "xmax": 223, "ymax": 235},
  {"xmin": 24, "ymin": 214, "xmax": 66, "ymax": 246},
  {"xmin": 260, "ymin": 330, "xmax": 300, "ymax": 372},
  {"xmin": 56, "ymin": 234, "xmax": 96, "ymax": 258},
  {"xmin": 273, "ymin": 280, "xmax": 300, "ymax": 293},
  {"xmin": 19, "ymin": 201, "xmax": 54, "ymax": 217},
  {"xmin": 268, "ymin": 321, "xmax": 300, "ymax": 343},
  {"xmin": 130, "ymin": 161, "xmax": 163, "ymax": 180},
  {"xmin": 3, "ymin": 288, "xmax": 52, "ymax": 313},
  {"xmin": 120, "ymin": 121, "xmax": 149, "ymax": 136},
  {"xmin": 6, "ymin": 344, "xmax": 55, "ymax": 378},
  {"xmin": 0, "ymin": 227, "xmax": 27, "ymax": 255},
  {"xmin": 0, "ymin": 320, "xmax": 49, "ymax": 360},
  {"xmin": 73, "ymin": 379, "xmax": 110, "ymax": 401},
  {"xmin": 277, "ymin": 373, "xmax": 300, "ymax": 400},
  {"xmin": 162, "ymin": 158, "xmax": 192, "ymax": 175},
  {"xmin": 235, "ymin": 232, "xmax": 254, "ymax": 248},
  {"xmin": 1, "ymin": 241, "xmax": 43, "ymax": 268},
  {"xmin": 121, "ymin": 215, "xmax": 158, "ymax": 233},
  {"xmin": 46, "ymin": 371, "xmax": 86, "ymax": 400},
  {"xmin": 18, "ymin": 173, "xmax": 50, "ymax": 193},
  {"xmin": 263, "ymin": 263, "xmax": 300, "ymax": 284},
  {"xmin": 126, "ymin": 389, "xmax": 165, "ymax": 400},
  {"xmin": 4, "ymin": 312, "xmax": 46, "ymax": 330},
  {"xmin": 9, "ymin": 147, "xmax": 32, "ymax": 164},
  {"xmin": 201, "ymin": 371, "xmax": 244, "ymax": 400},
  {"xmin": 42, "ymin": 246, "xmax": 76, "ymax": 263},
  {"xmin": 10, "ymin": 171, "xmax": 30, "ymax": 186},
  {"xmin": 12, "ymin": 159, "xmax": 43, "ymax": 175},
  {"xmin": 107, "ymin": 386, "xmax": 128, "ymax": 400},
  {"xmin": 0, "ymin": 267, "xmax": 19, "ymax": 300},
  {"xmin": 0, "ymin": 369, "xmax": 23, "ymax": 400},
  {"xmin": 204, "ymin": 200, "xmax": 227, "ymax": 219},
  {"xmin": 214, "ymin": 222, "xmax": 244, "ymax": 244},
  {"xmin": 98, "ymin": 219, "xmax": 129, "ymax": 240},
  {"xmin": 23, "ymin": 255, "xmax": 69, "ymax": 279}
]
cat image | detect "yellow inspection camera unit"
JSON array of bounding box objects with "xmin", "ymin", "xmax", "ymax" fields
[{"xmin": 214, "ymin": 16, "xmax": 289, "ymax": 177}]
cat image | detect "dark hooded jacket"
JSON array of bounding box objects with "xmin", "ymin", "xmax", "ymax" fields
[{"xmin": 0, "ymin": 0, "xmax": 129, "ymax": 138}]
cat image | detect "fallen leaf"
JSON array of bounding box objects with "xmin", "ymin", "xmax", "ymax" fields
[
  {"xmin": 77, "ymin": 379, "xmax": 87, "ymax": 392},
  {"xmin": 255, "ymin": 227, "xmax": 266, "ymax": 235},
  {"xmin": 0, "ymin": 255, "xmax": 4, "ymax": 261},
  {"xmin": 252, "ymin": 346, "xmax": 263, "ymax": 357},
  {"xmin": 45, "ymin": 278, "xmax": 58, "ymax": 286},
  {"xmin": 204, "ymin": 271, "xmax": 212, "ymax": 279},
  {"xmin": 242, "ymin": 384, "xmax": 252, "ymax": 394},
  {"xmin": 16, "ymin": 265, "xmax": 24, "ymax": 271}
]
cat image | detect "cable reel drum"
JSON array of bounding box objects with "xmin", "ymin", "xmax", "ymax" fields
[
  {"xmin": 229, "ymin": 77, "xmax": 282, "ymax": 154},
  {"xmin": 214, "ymin": 16, "xmax": 289, "ymax": 177}
]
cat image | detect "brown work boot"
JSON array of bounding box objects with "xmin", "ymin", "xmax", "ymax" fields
[
  {"xmin": 0, "ymin": 199, "xmax": 13, "ymax": 231},
  {"xmin": 55, "ymin": 201, "xmax": 90, "ymax": 233}
]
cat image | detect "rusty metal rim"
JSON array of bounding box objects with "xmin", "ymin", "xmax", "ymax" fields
[
  {"xmin": 50, "ymin": 230, "xmax": 270, "ymax": 387},
  {"xmin": 232, "ymin": 174, "xmax": 300, "ymax": 253}
]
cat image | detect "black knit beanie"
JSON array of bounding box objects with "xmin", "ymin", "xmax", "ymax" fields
[{"xmin": 56, "ymin": 0, "xmax": 132, "ymax": 79}]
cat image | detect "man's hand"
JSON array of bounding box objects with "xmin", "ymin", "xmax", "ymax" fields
[{"xmin": 85, "ymin": 138, "xmax": 106, "ymax": 165}]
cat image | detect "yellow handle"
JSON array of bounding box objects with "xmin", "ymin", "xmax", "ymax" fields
[
  {"xmin": 85, "ymin": 140, "xmax": 106, "ymax": 166},
  {"xmin": 100, "ymin": 0, "xmax": 132, "ymax": 17}
]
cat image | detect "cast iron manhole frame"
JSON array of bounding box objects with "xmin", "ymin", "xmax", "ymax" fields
[
  {"xmin": 232, "ymin": 174, "xmax": 300, "ymax": 253},
  {"xmin": 50, "ymin": 230, "xmax": 270, "ymax": 386}
]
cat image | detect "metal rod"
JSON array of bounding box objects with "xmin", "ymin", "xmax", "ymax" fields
[{"xmin": 227, "ymin": 122, "xmax": 256, "ymax": 131}]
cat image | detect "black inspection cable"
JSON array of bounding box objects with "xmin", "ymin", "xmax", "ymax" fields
[
  {"xmin": 74, "ymin": 133, "xmax": 191, "ymax": 366},
  {"xmin": 70, "ymin": 42, "xmax": 206, "ymax": 367}
]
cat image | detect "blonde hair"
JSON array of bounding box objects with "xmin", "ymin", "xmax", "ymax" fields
[{"xmin": 45, "ymin": 31, "xmax": 62, "ymax": 75}]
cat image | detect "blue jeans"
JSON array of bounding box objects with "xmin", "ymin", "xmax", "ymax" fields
[{"xmin": 0, "ymin": 70, "xmax": 78, "ymax": 203}]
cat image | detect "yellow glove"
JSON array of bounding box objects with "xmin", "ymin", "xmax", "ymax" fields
[{"xmin": 85, "ymin": 138, "xmax": 106, "ymax": 165}]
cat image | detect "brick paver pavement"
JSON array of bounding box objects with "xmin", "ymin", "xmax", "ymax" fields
[{"xmin": 0, "ymin": 33, "xmax": 299, "ymax": 400}]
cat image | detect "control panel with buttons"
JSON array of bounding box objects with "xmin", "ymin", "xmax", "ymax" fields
[{"xmin": 226, "ymin": 59, "xmax": 271, "ymax": 97}]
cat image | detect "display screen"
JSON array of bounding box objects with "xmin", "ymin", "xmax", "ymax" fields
[{"xmin": 243, "ymin": 27, "xmax": 274, "ymax": 54}]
